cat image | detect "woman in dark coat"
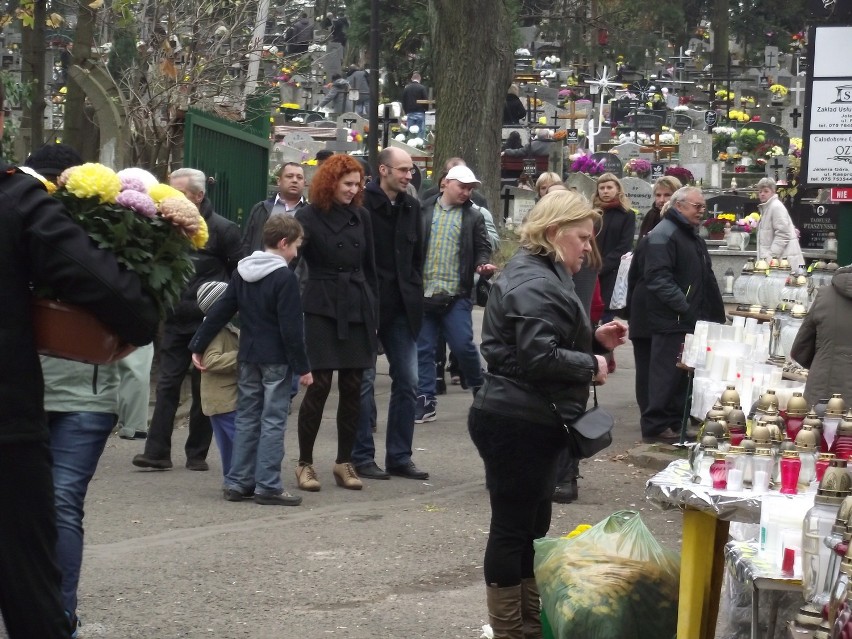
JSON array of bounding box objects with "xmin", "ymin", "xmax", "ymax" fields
[
  {"xmin": 295, "ymin": 155, "xmax": 378, "ymax": 492},
  {"xmin": 593, "ymin": 172, "xmax": 635, "ymax": 321},
  {"xmin": 469, "ymin": 190, "xmax": 627, "ymax": 638},
  {"xmin": 503, "ymin": 84, "xmax": 527, "ymax": 125}
]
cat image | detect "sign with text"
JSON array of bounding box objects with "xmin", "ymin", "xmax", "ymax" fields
[
  {"xmin": 802, "ymin": 25, "xmax": 852, "ymax": 186},
  {"xmin": 650, "ymin": 163, "xmax": 666, "ymax": 180},
  {"xmin": 831, "ymin": 187, "xmax": 852, "ymax": 201},
  {"xmin": 590, "ymin": 152, "xmax": 624, "ymax": 177},
  {"xmin": 566, "ymin": 129, "xmax": 579, "ymax": 144},
  {"xmin": 789, "ymin": 202, "xmax": 839, "ymax": 249}
]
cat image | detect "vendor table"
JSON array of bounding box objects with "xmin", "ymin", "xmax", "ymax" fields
[
  {"xmin": 725, "ymin": 540, "xmax": 802, "ymax": 639},
  {"xmin": 646, "ymin": 460, "xmax": 811, "ymax": 639}
]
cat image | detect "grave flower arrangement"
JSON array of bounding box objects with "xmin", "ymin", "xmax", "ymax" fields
[
  {"xmin": 33, "ymin": 164, "xmax": 205, "ymax": 320},
  {"xmin": 735, "ymin": 212, "xmax": 760, "ymax": 235},
  {"xmin": 769, "ymin": 84, "xmax": 789, "ymax": 97},
  {"xmin": 703, "ymin": 213, "xmax": 736, "ymax": 234},
  {"xmin": 625, "ymin": 158, "xmax": 652, "ymax": 178},
  {"xmin": 570, "ymin": 153, "xmax": 604, "ymax": 176},
  {"xmin": 664, "ymin": 166, "xmax": 694, "ymax": 185},
  {"xmin": 727, "ymin": 109, "xmax": 751, "ymax": 123}
]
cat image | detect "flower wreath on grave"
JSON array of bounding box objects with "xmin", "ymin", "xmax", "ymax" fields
[
  {"xmin": 625, "ymin": 158, "xmax": 652, "ymax": 178},
  {"xmin": 664, "ymin": 166, "xmax": 694, "ymax": 185},
  {"xmin": 703, "ymin": 213, "xmax": 736, "ymax": 234},
  {"xmin": 24, "ymin": 164, "xmax": 205, "ymax": 321}
]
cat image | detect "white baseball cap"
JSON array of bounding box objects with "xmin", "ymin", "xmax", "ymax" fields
[{"xmin": 445, "ymin": 165, "xmax": 481, "ymax": 185}]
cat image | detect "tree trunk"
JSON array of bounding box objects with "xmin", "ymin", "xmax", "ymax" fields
[
  {"xmin": 64, "ymin": 3, "xmax": 98, "ymax": 156},
  {"xmin": 711, "ymin": 0, "xmax": 729, "ymax": 70},
  {"xmin": 20, "ymin": 0, "xmax": 47, "ymax": 153},
  {"xmin": 430, "ymin": 0, "xmax": 514, "ymax": 223}
]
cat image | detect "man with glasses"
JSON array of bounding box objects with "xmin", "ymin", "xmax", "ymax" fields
[
  {"xmin": 628, "ymin": 186, "xmax": 725, "ymax": 443},
  {"xmin": 352, "ymin": 147, "xmax": 430, "ymax": 480}
]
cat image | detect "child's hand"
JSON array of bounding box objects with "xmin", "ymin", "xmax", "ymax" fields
[
  {"xmin": 300, "ymin": 372, "xmax": 313, "ymax": 387},
  {"xmin": 191, "ymin": 353, "xmax": 206, "ymax": 372}
]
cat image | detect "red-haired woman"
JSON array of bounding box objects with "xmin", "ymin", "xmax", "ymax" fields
[{"xmin": 294, "ymin": 155, "xmax": 378, "ymax": 492}]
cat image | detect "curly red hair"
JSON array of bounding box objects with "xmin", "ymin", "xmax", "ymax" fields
[{"xmin": 308, "ymin": 154, "xmax": 365, "ymax": 210}]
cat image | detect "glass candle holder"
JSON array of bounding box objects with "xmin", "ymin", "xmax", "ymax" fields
[
  {"xmin": 780, "ymin": 450, "xmax": 802, "ymax": 495},
  {"xmin": 816, "ymin": 453, "xmax": 836, "ymax": 482},
  {"xmin": 711, "ymin": 451, "xmax": 729, "ymax": 489}
]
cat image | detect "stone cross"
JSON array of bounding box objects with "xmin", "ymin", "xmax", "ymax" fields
[
  {"xmin": 789, "ymin": 80, "xmax": 805, "ymax": 107},
  {"xmin": 789, "ymin": 107, "xmax": 803, "ymax": 128},
  {"xmin": 325, "ymin": 128, "xmax": 359, "ymax": 153},
  {"xmin": 687, "ymin": 132, "xmax": 703, "ymax": 158}
]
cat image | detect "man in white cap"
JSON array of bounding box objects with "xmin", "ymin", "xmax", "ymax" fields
[{"xmin": 415, "ymin": 164, "xmax": 495, "ymax": 423}]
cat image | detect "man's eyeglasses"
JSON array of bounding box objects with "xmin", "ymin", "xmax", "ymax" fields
[
  {"xmin": 384, "ymin": 165, "xmax": 415, "ymax": 175},
  {"xmin": 683, "ymin": 201, "xmax": 707, "ymax": 212}
]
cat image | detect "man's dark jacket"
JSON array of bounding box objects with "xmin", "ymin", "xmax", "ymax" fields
[
  {"xmin": 240, "ymin": 197, "xmax": 306, "ymax": 256},
  {"xmin": 0, "ymin": 163, "xmax": 159, "ymax": 444},
  {"xmin": 168, "ymin": 197, "xmax": 242, "ymax": 333},
  {"xmin": 363, "ymin": 180, "xmax": 424, "ymax": 336},
  {"xmin": 420, "ymin": 193, "xmax": 492, "ymax": 299},
  {"xmin": 628, "ymin": 207, "xmax": 725, "ymax": 336},
  {"xmin": 401, "ymin": 81, "xmax": 428, "ymax": 114}
]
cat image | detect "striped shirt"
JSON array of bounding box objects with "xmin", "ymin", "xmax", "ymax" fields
[{"xmin": 423, "ymin": 200, "xmax": 462, "ymax": 296}]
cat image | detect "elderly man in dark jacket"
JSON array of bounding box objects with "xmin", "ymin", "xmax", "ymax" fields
[
  {"xmin": 627, "ymin": 186, "xmax": 725, "ymax": 443},
  {"xmin": 415, "ymin": 165, "xmax": 495, "ymax": 424},
  {"xmin": 133, "ymin": 168, "xmax": 243, "ymax": 471},
  {"xmin": 352, "ymin": 147, "xmax": 429, "ymax": 481},
  {"xmin": 0, "ymin": 85, "xmax": 158, "ymax": 636}
]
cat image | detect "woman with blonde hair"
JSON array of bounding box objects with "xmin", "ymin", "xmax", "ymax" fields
[
  {"xmin": 593, "ymin": 172, "xmax": 634, "ymax": 322},
  {"xmin": 638, "ymin": 176, "xmax": 681, "ymax": 239},
  {"xmin": 469, "ymin": 190, "xmax": 627, "ymax": 637},
  {"xmin": 534, "ymin": 171, "xmax": 562, "ymax": 200}
]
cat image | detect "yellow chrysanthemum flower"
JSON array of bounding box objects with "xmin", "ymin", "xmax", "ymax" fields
[
  {"xmin": 64, "ymin": 163, "xmax": 121, "ymax": 204},
  {"xmin": 191, "ymin": 216, "xmax": 209, "ymax": 249},
  {"xmin": 148, "ymin": 183, "xmax": 187, "ymax": 203}
]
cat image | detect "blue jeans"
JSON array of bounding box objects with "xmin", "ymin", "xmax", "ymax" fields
[
  {"xmin": 353, "ymin": 315, "xmax": 418, "ymax": 468},
  {"xmin": 210, "ymin": 411, "xmax": 236, "ymax": 479},
  {"xmin": 407, "ymin": 111, "xmax": 425, "ymax": 131},
  {"xmin": 226, "ymin": 363, "xmax": 292, "ymax": 497},
  {"xmin": 48, "ymin": 411, "xmax": 116, "ymax": 614},
  {"xmin": 417, "ymin": 297, "xmax": 483, "ymax": 399}
]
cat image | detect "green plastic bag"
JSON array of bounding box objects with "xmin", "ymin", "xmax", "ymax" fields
[{"xmin": 534, "ymin": 510, "xmax": 679, "ymax": 639}]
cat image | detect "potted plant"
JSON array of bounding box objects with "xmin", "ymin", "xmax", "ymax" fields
[
  {"xmin": 569, "ymin": 153, "xmax": 604, "ymax": 176},
  {"xmin": 703, "ymin": 213, "xmax": 736, "ymax": 239},
  {"xmin": 625, "ymin": 157, "xmax": 652, "ymax": 178},
  {"xmin": 769, "ymin": 84, "xmax": 788, "ymax": 104},
  {"xmin": 664, "ymin": 165, "xmax": 694, "ymax": 185},
  {"xmin": 26, "ymin": 164, "xmax": 205, "ymax": 363}
]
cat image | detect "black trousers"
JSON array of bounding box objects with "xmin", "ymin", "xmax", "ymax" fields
[
  {"xmin": 0, "ymin": 441, "xmax": 71, "ymax": 638},
  {"xmin": 485, "ymin": 490, "xmax": 552, "ymax": 587},
  {"xmin": 144, "ymin": 327, "xmax": 212, "ymax": 461},
  {"xmin": 640, "ymin": 332, "xmax": 688, "ymax": 437},
  {"xmin": 632, "ymin": 336, "xmax": 652, "ymax": 417}
]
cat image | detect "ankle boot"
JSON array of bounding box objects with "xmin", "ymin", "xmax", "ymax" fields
[
  {"xmin": 333, "ymin": 462, "xmax": 363, "ymax": 490},
  {"xmin": 486, "ymin": 584, "xmax": 524, "ymax": 639},
  {"xmin": 520, "ymin": 578, "xmax": 543, "ymax": 639},
  {"xmin": 552, "ymin": 479, "xmax": 578, "ymax": 504},
  {"xmin": 295, "ymin": 463, "xmax": 321, "ymax": 492}
]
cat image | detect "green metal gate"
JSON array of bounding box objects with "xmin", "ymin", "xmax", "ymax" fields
[{"xmin": 183, "ymin": 106, "xmax": 270, "ymax": 228}]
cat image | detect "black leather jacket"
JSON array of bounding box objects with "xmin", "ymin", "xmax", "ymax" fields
[
  {"xmin": 0, "ymin": 163, "xmax": 159, "ymax": 444},
  {"xmin": 472, "ymin": 249, "xmax": 605, "ymax": 426}
]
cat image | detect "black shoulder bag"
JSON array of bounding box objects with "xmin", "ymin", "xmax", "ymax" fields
[{"xmin": 566, "ymin": 384, "xmax": 615, "ymax": 459}]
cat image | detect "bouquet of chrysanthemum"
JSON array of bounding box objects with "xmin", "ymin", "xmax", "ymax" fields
[
  {"xmin": 570, "ymin": 153, "xmax": 604, "ymax": 175},
  {"xmin": 664, "ymin": 165, "xmax": 694, "ymax": 185},
  {"xmin": 625, "ymin": 158, "xmax": 652, "ymax": 178},
  {"xmin": 33, "ymin": 163, "xmax": 207, "ymax": 319}
]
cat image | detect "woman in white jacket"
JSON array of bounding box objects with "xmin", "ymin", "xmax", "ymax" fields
[{"xmin": 756, "ymin": 177, "xmax": 805, "ymax": 271}]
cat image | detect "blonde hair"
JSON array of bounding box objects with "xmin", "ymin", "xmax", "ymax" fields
[
  {"xmin": 653, "ymin": 176, "xmax": 681, "ymax": 196},
  {"xmin": 508, "ymin": 83, "xmax": 520, "ymax": 96},
  {"xmin": 593, "ymin": 172, "xmax": 631, "ymax": 210},
  {"xmin": 520, "ymin": 190, "xmax": 601, "ymax": 263},
  {"xmin": 535, "ymin": 171, "xmax": 562, "ymax": 193}
]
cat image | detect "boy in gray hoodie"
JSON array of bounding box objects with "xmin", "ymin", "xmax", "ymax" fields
[{"xmin": 190, "ymin": 216, "xmax": 312, "ymax": 506}]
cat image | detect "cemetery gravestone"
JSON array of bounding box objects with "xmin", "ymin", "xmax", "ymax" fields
[
  {"xmin": 782, "ymin": 106, "xmax": 804, "ymax": 137},
  {"xmin": 336, "ymin": 111, "xmax": 367, "ymax": 130},
  {"xmin": 745, "ymin": 122, "xmax": 790, "ymax": 154},
  {"xmin": 622, "ymin": 177, "xmax": 654, "ymax": 213},
  {"xmin": 789, "ymin": 203, "xmax": 839, "ymax": 250},
  {"xmin": 672, "ymin": 113, "xmax": 694, "ymax": 132},
  {"xmin": 705, "ymin": 195, "xmax": 760, "ymax": 218},
  {"xmin": 325, "ymin": 128, "xmax": 360, "ymax": 153},
  {"xmin": 590, "ymin": 152, "xmax": 624, "ymax": 178},
  {"xmin": 505, "ymin": 187, "xmax": 537, "ymax": 227},
  {"xmin": 765, "ymin": 155, "xmax": 789, "ymax": 180},
  {"xmin": 566, "ymin": 172, "xmax": 598, "ymax": 200},
  {"xmin": 678, "ymin": 129, "xmax": 714, "ymax": 184},
  {"xmin": 612, "ymin": 141, "xmax": 643, "ymax": 161}
]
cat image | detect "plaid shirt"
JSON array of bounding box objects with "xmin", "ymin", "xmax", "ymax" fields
[{"xmin": 423, "ymin": 199, "xmax": 462, "ymax": 296}]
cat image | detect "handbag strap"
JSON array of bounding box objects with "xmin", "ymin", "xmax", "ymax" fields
[{"xmin": 591, "ymin": 383, "xmax": 599, "ymax": 408}]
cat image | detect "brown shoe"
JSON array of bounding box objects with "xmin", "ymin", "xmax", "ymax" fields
[
  {"xmin": 333, "ymin": 462, "xmax": 363, "ymax": 490},
  {"xmin": 295, "ymin": 463, "xmax": 321, "ymax": 491},
  {"xmin": 642, "ymin": 428, "xmax": 682, "ymax": 444}
]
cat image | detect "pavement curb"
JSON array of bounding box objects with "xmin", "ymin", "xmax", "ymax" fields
[{"xmin": 627, "ymin": 443, "xmax": 690, "ymax": 471}]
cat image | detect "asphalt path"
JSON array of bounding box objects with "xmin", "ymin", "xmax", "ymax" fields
[{"xmin": 4, "ymin": 310, "xmax": 689, "ymax": 638}]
